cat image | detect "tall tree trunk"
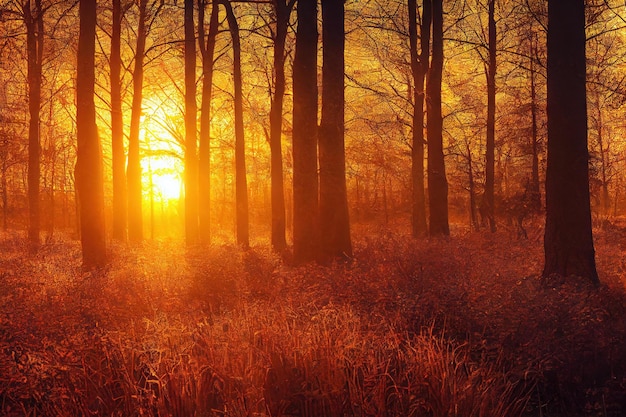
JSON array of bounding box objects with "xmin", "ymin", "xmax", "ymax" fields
[
  {"xmin": 198, "ymin": 0, "xmax": 218, "ymax": 243},
  {"xmin": 426, "ymin": 0, "xmax": 449, "ymax": 236},
  {"xmin": 408, "ymin": 0, "xmax": 430, "ymax": 237},
  {"xmin": 76, "ymin": 0, "xmax": 107, "ymax": 268},
  {"xmin": 529, "ymin": 32, "xmax": 541, "ymax": 210},
  {"xmin": 221, "ymin": 0, "xmax": 248, "ymax": 247},
  {"xmin": 485, "ymin": 0, "xmax": 496, "ymax": 233},
  {"xmin": 111, "ymin": 0, "xmax": 127, "ymax": 241},
  {"xmin": 184, "ymin": 0, "xmax": 199, "ymax": 245},
  {"xmin": 269, "ymin": 0, "xmax": 294, "ymax": 253},
  {"xmin": 543, "ymin": 0, "xmax": 599, "ymax": 284},
  {"xmin": 292, "ymin": 0, "xmax": 318, "ymax": 264},
  {"xmin": 25, "ymin": 0, "xmax": 43, "ymax": 246},
  {"xmin": 467, "ymin": 142, "xmax": 479, "ymax": 231},
  {"xmin": 594, "ymin": 92, "xmax": 610, "ymax": 218},
  {"xmin": 127, "ymin": 0, "xmax": 147, "ymax": 243},
  {"xmin": 319, "ymin": 0, "xmax": 352, "ymax": 261}
]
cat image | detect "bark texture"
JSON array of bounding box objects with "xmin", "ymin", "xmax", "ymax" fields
[
  {"xmin": 319, "ymin": 0, "xmax": 352, "ymax": 261},
  {"xmin": 543, "ymin": 0, "xmax": 599, "ymax": 284},
  {"xmin": 76, "ymin": 0, "xmax": 107, "ymax": 268},
  {"xmin": 426, "ymin": 0, "xmax": 449, "ymax": 236},
  {"xmin": 292, "ymin": 0, "xmax": 319, "ymax": 264}
]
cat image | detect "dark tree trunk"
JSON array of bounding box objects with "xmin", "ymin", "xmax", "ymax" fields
[
  {"xmin": 529, "ymin": 33, "xmax": 541, "ymax": 210},
  {"xmin": 25, "ymin": 0, "xmax": 43, "ymax": 246},
  {"xmin": 198, "ymin": 0, "xmax": 218, "ymax": 243},
  {"xmin": 221, "ymin": 0, "xmax": 248, "ymax": 247},
  {"xmin": 269, "ymin": 0, "xmax": 294, "ymax": 253},
  {"xmin": 111, "ymin": 0, "xmax": 127, "ymax": 241},
  {"xmin": 127, "ymin": 0, "xmax": 147, "ymax": 243},
  {"xmin": 184, "ymin": 0, "xmax": 199, "ymax": 245},
  {"xmin": 76, "ymin": 0, "xmax": 107, "ymax": 268},
  {"xmin": 426, "ymin": 0, "xmax": 449, "ymax": 236},
  {"xmin": 467, "ymin": 142, "xmax": 479, "ymax": 231},
  {"xmin": 594, "ymin": 91, "xmax": 610, "ymax": 218},
  {"xmin": 318, "ymin": 0, "xmax": 352, "ymax": 262},
  {"xmin": 485, "ymin": 0, "xmax": 496, "ymax": 233},
  {"xmin": 408, "ymin": 0, "xmax": 429, "ymax": 237},
  {"xmin": 543, "ymin": 0, "xmax": 599, "ymax": 284},
  {"xmin": 292, "ymin": 0, "xmax": 318, "ymax": 264}
]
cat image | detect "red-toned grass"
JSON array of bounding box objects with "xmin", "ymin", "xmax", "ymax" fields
[{"xmin": 0, "ymin": 226, "xmax": 624, "ymax": 416}]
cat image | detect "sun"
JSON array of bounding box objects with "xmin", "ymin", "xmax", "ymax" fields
[
  {"xmin": 153, "ymin": 172, "xmax": 181, "ymax": 200},
  {"xmin": 144, "ymin": 154, "xmax": 183, "ymax": 202}
]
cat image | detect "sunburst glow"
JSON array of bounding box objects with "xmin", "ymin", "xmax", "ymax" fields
[{"xmin": 152, "ymin": 171, "xmax": 181, "ymax": 200}]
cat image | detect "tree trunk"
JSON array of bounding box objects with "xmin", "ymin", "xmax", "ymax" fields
[
  {"xmin": 408, "ymin": 0, "xmax": 429, "ymax": 237},
  {"xmin": 292, "ymin": 0, "xmax": 318, "ymax": 264},
  {"xmin": 25, "ymin": 0, "xmax": 43, "ymax": 246},
  {"xmin": 184, "ymin": 0, "xmax": 199, "ymax": 245},
  {"xmin": 529, "ymin": 31, "xmax": 541, "ymax": 210},
  {"xmin": 111, "ymin": 0, "xmax": 127, "ymax": 241},
  {"xmin": 198, "ymin": 0, "xmax": 218, "ymax": 243},
  {"xmin": 127, "ymin": 0, "xmax": 147, "ymax": 243},
  {"xmin": 467, "ymin": 142, "xmax": 479, "ymax": 231},
  {"xmin": 594, "ymin": 92, "xmax": 610, "ymax": 218},
  {"xmin": 319, "ymin": 0, "xmax": 352, "ymax": 262},
  {"xmin": 485, "ymin": 0, "xmax": 496, "ymax": 233},
  {"xmin": 269, "ymin": 0, "xmax": 293, "ymax": 253},
  {"xmin": 76, "ymin": 0, "xmax": 107, "ymax": 268},
  {"xmin": 221, "ymin": 0, "xmax": 248, "ymax": 248},
  {"xmin": 426, "ymin": 0, "xmax": 449, "ymax": 236},
  {"xmin": 543, "ymin": 0, "xmax": 599, "ymax": 284}
]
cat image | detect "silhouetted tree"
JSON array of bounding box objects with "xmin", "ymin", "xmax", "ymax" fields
[
  {"xmin": 408, "ymin": 0, "xmax": 430, "ymax": 237},
  {"xmin": 318, "ymin": 0, "xmax": 352, "ymax": 261},
  {"xmin": 184, "ymin": 0, "xmax": 199, "ymax": 245},
  {"xmin": 528, "ymin": 29, "xmax": 541, "ymax": 209},
  {"xmin": 24, "ymin": 0, "xmax": 43, "ymax": 246},
  {"xmin": 484, "ymin": 0, "xmax": 496, "ymax": 232},
  {"xmin": 269, "ymin": 0, "xmax": 295, "ymax": 253},
  {"xmin": 292, "ymin": 0, "xmax": 318, "ymax": 263},
  {"xmin": 543, "ymin": 0, "xmax": 599, "ymax": 284},
  {"xmin": 198, "ymin": 0, "xmax": 218, "ymax": 243},
  {"xmin": 75, "ymin": 0, "xmax": 106, "ymax": 268},
  {"xmin": 221, "ymin": 0, "xmax": 249, "ymax": 247},
  {"xmin": 427, "ymin": 0, "xmax": 449, "ymax": 236},
  {"xmin": 127, "ymin": 0, "xmax": 148, "ymax": 242},
  {"xmin": 110, "ymin": 0, "xmax": 126, "ymax": 241}
]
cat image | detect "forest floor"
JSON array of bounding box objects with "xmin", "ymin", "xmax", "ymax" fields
[{"xmin": 0, "ymin": 220, "xmax": 626, "ymax": 417}]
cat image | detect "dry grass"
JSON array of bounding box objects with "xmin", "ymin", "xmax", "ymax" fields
[{"xmin": 0, "ymin": 225, "xmax": 625, "ymax": 416}]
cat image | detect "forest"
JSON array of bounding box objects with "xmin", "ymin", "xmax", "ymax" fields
[{"xmin": 1, "ymin": 0, "xmax": 626, "ymax": 415}]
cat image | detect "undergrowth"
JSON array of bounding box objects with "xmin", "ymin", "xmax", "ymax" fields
[{"xmin": 0, "ymin": 229, "xmax": 625, "ymax": 416}]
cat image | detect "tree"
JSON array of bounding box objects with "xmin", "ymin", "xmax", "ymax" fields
[
  {"xmin": 292, "ymin": 0, "xmax": 318, "ymax": 263},
  {"xmin": 220, "ymin": 0, "xmax": 249, "ymax": 247},
  {"xmin": 24, "ymin": 0, "xmax": 43, "ymax": 246},
  {"xmin": 408, "ymin": 0, "xmax": 430, "ymax": 237},
  {"xmin": 484, "ymin": 0, "xmax": 496, "ymax": 232},
  {"xmin": 318, "ymin": 0, "xmax": 352, "ymax": 261},
  {"xmin": 198, "ymin": 0, "xmax": 219, "ymax": 243},
  {"xmin": 268, "ymin": 0, "xmax": 295, "ymax": 253},
  {"xmin": 426, "ymin": 0, "xmax": 449, "ymax": 236},
  {"xmin": 110, "ymin": 0, "xmax": 126, "ymax": 241},
  {"xmin": 75, "ymin": 0, "xmax": 106, "ymax": 268},
  {"xmin": 184, "ymin": 0, "xmax": 199, "ymax": 245},
  {"xmin": 543, "ymin": 0, "xmax": 599, "ymax": 284},
  {"xmin": 528, "ymin": 28, "xmax": 541, "ymax": 209},
  {"xmin": 127, "ymin": 0, "xmax": 148, "ymax": 243}
]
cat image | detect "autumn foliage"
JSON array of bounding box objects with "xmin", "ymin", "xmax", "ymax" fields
[{"xmin": 1, "ymin": 225, "xmax": 625, "ymax": 416}]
